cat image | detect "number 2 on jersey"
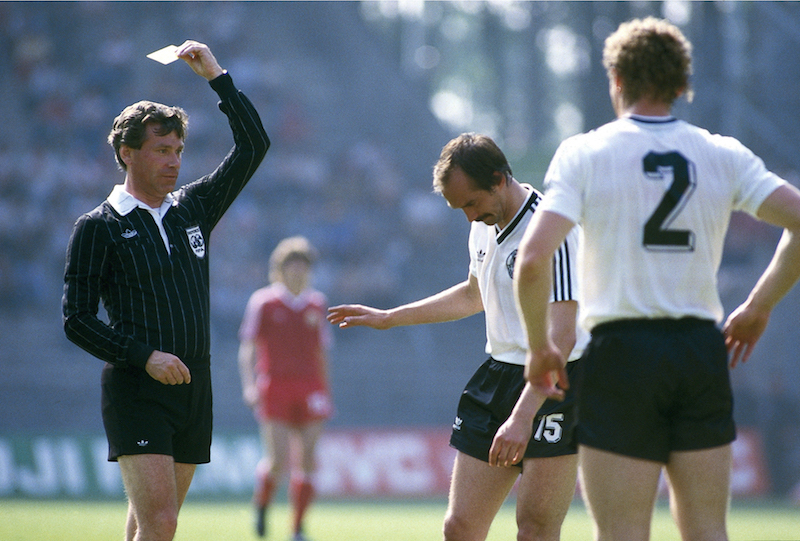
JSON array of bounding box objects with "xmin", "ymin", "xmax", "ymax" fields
[{"xmin": 642, "ymin": 151, "xmax": 696, "ymax": 251}]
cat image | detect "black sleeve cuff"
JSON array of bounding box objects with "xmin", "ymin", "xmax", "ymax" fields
[
  {"xmin": 208, "ymin": 71, "xmax": 238, "ymax": 100},
  {"xmin": 125, "ymin": 338, "xmax": 155, "ymax": 371}
]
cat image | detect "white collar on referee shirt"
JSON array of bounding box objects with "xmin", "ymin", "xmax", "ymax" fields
[{"xmin": 108, "ymin": 185, "xmax": 175, "ymax": 254}]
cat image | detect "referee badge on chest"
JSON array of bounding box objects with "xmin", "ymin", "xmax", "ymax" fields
[{"xmin": 185, "ymin": 225, "xmax": 206, "ymax": 258}]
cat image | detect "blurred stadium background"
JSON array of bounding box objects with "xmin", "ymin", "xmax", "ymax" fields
[{"xmin": 1, "ymin": 1, "xmax": 799, "ymax": 501}]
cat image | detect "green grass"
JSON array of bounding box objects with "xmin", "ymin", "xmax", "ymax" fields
[{"xmin": 0, "ymin": 498, "xmax": 798, "ymax": 540}]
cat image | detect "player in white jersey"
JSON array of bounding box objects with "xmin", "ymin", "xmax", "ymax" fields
[
  {"xmin": 328, "ymin": 133, "xmax": 588, "ymax": 541},
  {"xmin": 468, "ymin": 187, "xmax": 586, "ymax": 367},
  {"xmin": 514, "ymin": 17, "xmax": 800, "ymax": 541}
]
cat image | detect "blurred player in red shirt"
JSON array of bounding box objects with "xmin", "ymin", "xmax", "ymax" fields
[{"xmin": 239, "ymin": 236, "xmax": 333, "ymax": 541}]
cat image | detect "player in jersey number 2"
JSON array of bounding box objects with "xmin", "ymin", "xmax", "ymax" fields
[{"xmin": 514, "ymin": 17, "xmax": 800, "ymax": 541}]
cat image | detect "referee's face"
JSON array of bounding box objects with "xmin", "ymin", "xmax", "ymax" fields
[
  {"xmin": 442, "ymin": 167, "xmax": 504, "ymax": 227},
  {"xmin": 122, "ymin": 124, "xmax": 184, "ymax": 207}
]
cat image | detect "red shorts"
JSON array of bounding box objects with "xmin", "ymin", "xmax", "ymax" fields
[{"xmin": 256, "ymin": 377, "xmax": 333, "ymax": 426}]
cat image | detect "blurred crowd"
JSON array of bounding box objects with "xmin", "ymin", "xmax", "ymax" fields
[{"xmin": 0, "ymin": 2, "xmax": 462, "ymax": 324}]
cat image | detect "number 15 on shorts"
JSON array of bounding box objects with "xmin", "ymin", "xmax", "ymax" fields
[{"xmin": 533, "ymin": 413, "xmax": 564, "ymax": 443}]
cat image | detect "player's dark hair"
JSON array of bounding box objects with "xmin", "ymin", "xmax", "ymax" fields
[
  {"xmin": 107, "ymin": 100, "xmax": 189, "ymax": 171},
  {"xmin": 432, "ymin": 133, "xmax": 512, "ymax": 193},
  {"xmin": 603, "ymin": 17, "xmax": 693, "ymax": 105}
]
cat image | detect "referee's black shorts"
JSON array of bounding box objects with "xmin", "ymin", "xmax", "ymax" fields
[
  {"xmin": 101, "ymin": 363, "xmax": 213, "ymax": 464},
  {"xmin": 450, "ymin": 357, "xmax": 578, "ymax": 464},
  {"xmin": 575, "ymin": 317, "xmax": 736, "ymax": 463}
]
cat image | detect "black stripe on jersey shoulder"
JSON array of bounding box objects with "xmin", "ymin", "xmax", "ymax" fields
[{"xmin": 497, "ymin": 189, "xmax": 540, "ymax": 245}]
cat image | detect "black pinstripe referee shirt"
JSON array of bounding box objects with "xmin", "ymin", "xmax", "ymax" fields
[{"xmin": 62, "ymin": 73, "xmax": 269, "ymax": 372}]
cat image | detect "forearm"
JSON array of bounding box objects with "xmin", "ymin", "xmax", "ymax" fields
[
  {"xmin": 238, "ymin": 341, "xmax": 255, "ymax": 377},
  {"xmin": 385, "ymin": 280, "xmax": 482, "ymax": 327},
  {"xmin": 514, "ymin": 210, "xmax": 575, "ymax": 353},
  {"xmin": 319, "ymin": 351, "xmax": 330, "ymax": 384},
  {"xmin": 744, "ymin": 228, "xmax": 800, "ymax": 312},
  {"xmin": 211, "ymin": 73, "xmax": 269, "ymax": 159},
  {"xmin": 509, "ymin": 382, "xmax": 546, "ymax": 424},
  {"xmin": 548, "ymin": 300, "xmax": 578, "ymax": 360},
  {"xmin": 63, "ymin": 312, "xmax": 153, "ymax": 369},
  {"xmin": 196, "ymin": 73, "xmax": 270, "ymax": 227},
  {"xmin": 238, "ymin": 341, "xmax": 258, "ymax": 389},
  {"xmin": 514, "ymin": 256, "xmax": 553, "ymax": 352}
]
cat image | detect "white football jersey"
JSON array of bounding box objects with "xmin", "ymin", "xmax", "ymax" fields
[
  {"xmin": 539, "ymin": 115, "xmax": 787, "ymax": 331},
  {"xmin": 470, "ymin": 184, "xmax": 589, "ymax": 365}
]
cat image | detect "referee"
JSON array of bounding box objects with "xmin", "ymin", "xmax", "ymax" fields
[{"xmin": 62, "ymin": 41, "xmax": 269, "ymax": 541}]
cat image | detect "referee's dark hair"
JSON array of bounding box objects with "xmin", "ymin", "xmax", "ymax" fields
[
  {"xmin": 433, "ymin": 132, "xmax": 513, "ymax": 194},
  {"xmin": 108, "ymin": 100, "xmax": 189, "ymax": 171}
]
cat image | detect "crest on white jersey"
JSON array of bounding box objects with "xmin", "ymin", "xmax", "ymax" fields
[
  {"xmin": 505, "ymin": 249, "xmax": 517, "ymax": 278},
  {"xmin": 185, "ymin": 225, "xmax": 205, "ymax": 258}
]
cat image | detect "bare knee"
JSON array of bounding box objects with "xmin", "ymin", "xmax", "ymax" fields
[
  {"xmin": 443, "ymin": 511, "xmax": 484, "ymax": 541},
  {"xmin": 672, "ymin": 515, "xmax": 728, "ymax": 541},
  {"xmin": 516, "ymin": 510, "xmax": 563, "ymax": 541},
  {"xmin": 516, "ymin": 522, "xmax": 560, "ymax": 541},
  {"xmin": 134, "ymin": 507, "xmax": 179, "ymax": 541}
]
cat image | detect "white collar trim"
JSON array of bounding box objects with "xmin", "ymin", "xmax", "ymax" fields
[
  {"xmin": 108, "ymin": 184, "xmax": 174, "ymax": 217},
  {"xmin": 108, "ymin": 185, "xmax": 174, "ymax": 254}
]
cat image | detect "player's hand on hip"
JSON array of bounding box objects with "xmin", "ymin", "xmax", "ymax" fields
[
  {"xmin": 723, "ymin": 302, "xmax": 770, "ymax": 368},
  {"xmin": 327, "ymin": 304, "xmax": 390, "ymax": 329},
  {"xmin": 145, "ymin": 350, "xmax": 192, "ymax": 385},
  {"xmin": 175, "ymin": 40, "xmax": 224, "ymax": 81}
]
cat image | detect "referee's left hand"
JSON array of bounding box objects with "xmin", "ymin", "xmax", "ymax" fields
[
  {"xmin": 145, "ymin": 350, "xmax": 192, "ymax": 385},
  {"xmin": 175, "ymin": 40, "xmax": 225, "ymax": 81}
]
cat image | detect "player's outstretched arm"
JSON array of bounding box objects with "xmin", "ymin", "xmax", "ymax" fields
[
  {"xmin": 328, "ymin": 274, "xmax": 483, "ymax": 330},
  {"xmin": 327, "ymin": 304, "xmax": 392, "ymax": 330},
  {"xmin": 175, "ymin": 40, "xmax": 225, "ymax": 81}
]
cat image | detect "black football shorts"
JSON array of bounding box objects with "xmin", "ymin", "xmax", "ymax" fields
[
  {"xmin": 450, "ymin": 357, "xmax": 578, "ymax": 464},
  {"xmin": 575, "ymin": 317, "xmax": 736, "ymax": 462},
  {"xmin": 101, "ymin": 363, "xmax": 213, "ymax": 464}
]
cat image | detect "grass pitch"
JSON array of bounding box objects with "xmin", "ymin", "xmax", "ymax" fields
[{"xmin": 1, "ymin": 498, "xmax": 798, "ymax": 540}]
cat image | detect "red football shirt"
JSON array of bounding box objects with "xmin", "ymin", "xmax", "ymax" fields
[{"xmin": 239, "ymin": 283, "xmax": 330, "ymax": 382}]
